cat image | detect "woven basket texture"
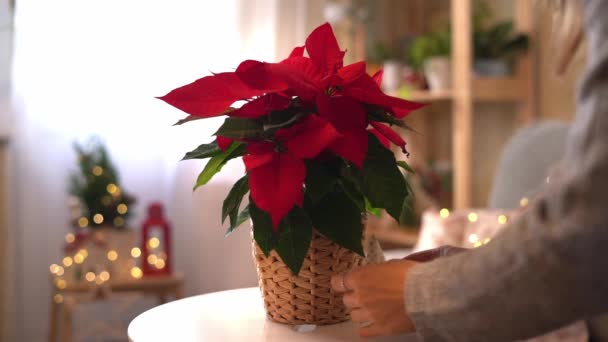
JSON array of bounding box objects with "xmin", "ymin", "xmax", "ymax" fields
[{"xmin": 253, "ymin": 230, "xmax": 365, "ymax": 325}]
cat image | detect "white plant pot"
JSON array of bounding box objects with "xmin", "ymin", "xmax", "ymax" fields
[
  {"xmin": 381, "ymin": 60, "xmax": 402, "ymax": 92},
  {"xmin": 474, "ymin": 59, "xmax": 510, "ymax": 77},
  {"xmin": 423, "ymin": 57, "xmax": 452, "ymax": 92}
]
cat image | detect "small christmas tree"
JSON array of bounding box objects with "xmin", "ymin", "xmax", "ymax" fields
[{"xmin": 69, "ymin": 139, "xmax": 135, "ymax": 229}]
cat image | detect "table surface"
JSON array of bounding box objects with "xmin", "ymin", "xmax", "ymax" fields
[{"xmin": 128, "ymin": 287, "xmax": 419, "ymax": 342}]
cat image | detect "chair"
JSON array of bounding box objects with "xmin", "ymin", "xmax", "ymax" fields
[{"xmin": 488, "ymin": 121, "xmax": 570, "ymax": 209}]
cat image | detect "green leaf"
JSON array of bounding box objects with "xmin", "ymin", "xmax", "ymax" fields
[
  {"xmin": 365, "ymin": 197, "xmax": 382, "ymax": 217},
  {"xmin": 305, "ymin": 161, "xmax": 338, "ymax": 203},
  {"xmin": 214, "ymin": 117, "xmax": 264, "ymax": 139},
  {"xmin": 490, "ymin": 21, "xmax": 514, "ymax": 46},
  {"xmin": 399, "ymin": 194, "xmax": 418, "ymax": 226},
  {"xmin": 182, "ymin": 142, "xmax": 221, "ymax": 161},
  {"xmin": 174, "ymin": 108, "xmax": 236, "ymax": 126},
  {"xmin": 501, "ymin": 35, "xmax": 529, "ymax": 57},
  {"xmin": 225, "ymin": 205, "xmax": 251, "ymax": 237},
  {"xmin": 221, "ymin": 174, "xmax": 250, "ymax": 226},
  {"xmin": 193, "ymin": 142, "xmax": 246, "ymax": 190},
  {"xmin": 367, "ymin": 107, "xmax": 417, "ymax": 132},
  {"xmin": 249, "ymin": 200, "xmax": 277, "ymax": 257},
  {"xmin": 360, "ymin": 133, "xmax": 409, "ymax": 223},
  {"xmin": 338, "ymin": 174, "xmax": 365, "ymax": 211},
  {"xmin": 263, "ymin": 111, "xmax": 308, "ymax": 131},
  {"xmin": 236, "ymin": 206, "xmax": 251, "ymax": 225},
  {"xmin": 339, "ymin": 164, "xmax": 382, "ymax": 218},
  {"xmin": 275, "ymin": 207, "xmax": 313, "ymax": 275},
  {"xmin": 404, "ymin": 176, "xmax": 414, "ymax": 195},
  {"xmin": 306, "ymin": 189, "xmax": 364, "ymax": 256},
  {"xmin": 397, "ymin": 160, "xmax": 416, "ymax": 174},
  {"xmin": 173, "ymin": 115, "xmax": 204, "ymax": 126}
]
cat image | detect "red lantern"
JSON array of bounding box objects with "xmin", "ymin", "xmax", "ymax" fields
[{"xmin": 141, "ymin": 203, "xmax": 172, "ymax": 276}]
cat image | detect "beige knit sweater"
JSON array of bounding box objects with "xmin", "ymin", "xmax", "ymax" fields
[{"xmin": 405, "ymin": 0, "xmax": 608, "ymax": 340}]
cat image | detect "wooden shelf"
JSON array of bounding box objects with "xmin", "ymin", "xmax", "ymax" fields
[
  {"xmin": 58, "ymin": 273, "xmax": 185, "ymax": 293},
  {"xmin": 405, "ymin": 89, "xmax": 453, "ymax": 102},
  {"xmin": 392, "ymin": 77, "xmax": 524, "ymax": 103},
  {"xmin": 473, "ymin": 77, "xmax": 523, "ymax": 101}
]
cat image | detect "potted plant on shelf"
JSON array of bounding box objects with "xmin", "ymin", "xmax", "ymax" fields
[
  {"xmin": 473, "ymin": 20, "xmax": 529, "ymax": 77},
  {"xmin": 368, "ymin": 43, "xmax": 403, "ymax": 92},
  {"xmin": 472, "ymin": 0, "xmax": 529, "ymax": 77},
  {"xmin": 367, "ymin": 41, "xmax": 426, "ymax": 94},
  {"xmin": 158, "ymin": 23, "xmax": 423, "ymax": 325},
  {"xmin": 407, "ymin": 30, "xmax": 451, "ymax": 92}
]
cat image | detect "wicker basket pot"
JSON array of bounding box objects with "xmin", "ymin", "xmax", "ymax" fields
[{"xmin": 253, "ymin": 230, "xmax": 365, "ymax": 325}]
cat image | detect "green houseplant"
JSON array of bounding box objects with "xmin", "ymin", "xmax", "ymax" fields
[
  {"xmin": 473, "ymin": 20, "xmax": 529, "ymax": 76},
  {"xmin": 407, "ymin": 30, "xmax": 451, "ymax": 71},
  {"xmin": 472, "ymin": 0, "xmax": 529, "ymax": 76},
  {"xmin": 407, "ymin": 30, "xmax": 451, "ymax": 91}
]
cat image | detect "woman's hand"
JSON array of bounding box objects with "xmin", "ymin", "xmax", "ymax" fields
[
  {"xmin": 331, "ymin": 260, "xmax": 418, "ymax": 338},
  {"xmin": 330, "ymin": 245, "xmax": 467, "ymax": 338}
]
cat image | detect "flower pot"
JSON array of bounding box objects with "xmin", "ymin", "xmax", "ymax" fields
[
  {"xmin": 423, "ymin": 57, "xmax": 452, "ymax": 92},
  {"xmin": 381, "ymin": 60, "xmax": 402, "ymax": 92},
  {"xmin": 474, "ymin": 59, "xmax": 510, "ymax": 77},
  {"xmin": 252, "ymin": 230, "xmax": 365, "ymax": 325}
]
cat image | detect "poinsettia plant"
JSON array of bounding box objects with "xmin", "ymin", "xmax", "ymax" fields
[{"xmin": 159, "ymin": 23, "xmax": 423, "ymax": 275}]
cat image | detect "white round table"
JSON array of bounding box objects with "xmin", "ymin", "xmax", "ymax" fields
[{"xmin": 128, "ymin": 287, "xmax": 419, "ymax": 341}]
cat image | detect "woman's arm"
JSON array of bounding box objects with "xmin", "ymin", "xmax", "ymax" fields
[{"xmin": 406, "ymin": 0, "xmax": 608, "ymax": 340}]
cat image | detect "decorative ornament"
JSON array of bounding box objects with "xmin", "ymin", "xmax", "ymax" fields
[{"xmin": 141, "ymin": 203, "xmax": 172, "ymax": 276}]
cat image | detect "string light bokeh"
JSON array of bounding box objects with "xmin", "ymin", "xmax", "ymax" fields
[{"xmin": 434, "ymin": 195, "xmax": 529, "ymax": 249}]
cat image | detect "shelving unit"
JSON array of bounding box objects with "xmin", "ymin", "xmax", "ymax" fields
[
  {"xmin": 405, "ymin": 89, "xmax": 453, "ymax": 102},
  {"xmin": 394, "ymin": 77, "xmax": 525, "ymax": 103},
  {"xmin": 397, "ymin": 0, "xmax": 536, "ymax": 210},
  {"xmin": 368, "ymin": 0, "xmax": 537, "ymax": 247}
]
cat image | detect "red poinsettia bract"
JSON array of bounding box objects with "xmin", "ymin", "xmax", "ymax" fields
[{"xmin": 159, "ymin": 22, "xmax": 423, "ymax": 230}]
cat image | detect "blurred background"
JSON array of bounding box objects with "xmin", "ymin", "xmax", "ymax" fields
[{"xmin": 0, "ymin": 0, "xmax": 585, "ymax": 341}]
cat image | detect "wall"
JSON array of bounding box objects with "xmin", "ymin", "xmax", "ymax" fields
[
  {"xmin": 0, "ymin": 144, "xmax": 7, "ymax": 342},
  {"xmin": 0, "ymin": 0, "xmax": 11, "ymax": 137},
  {"xmin": 0, "ymin": 0, "xmax": 12, "ymax": 339},
  {"xmin": 7, "ymin": 1, "xmax": 293, "ymax": 340},
  {"xmin": 0, "ymin": 141, "xmax": 14, "ymax": 342}
]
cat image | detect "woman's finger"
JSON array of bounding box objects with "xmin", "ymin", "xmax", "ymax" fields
[
  {"xmin": 331, "ymin": 272, "xmax": 353, "ymax": 293},
  {"xmin": 341, "ymin": 291, "xmax": 361, "ymax": 309},
  {"xmin": 404, "ymin": 245, "xmax": 468, "ymax": 262},
  {"xmin": 350, "ymin": 308, "xmax": 373, "ymax": 323},
  {"xmin": 358, "ymin": 324, "xmax": 383, "ymax": 338}
]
